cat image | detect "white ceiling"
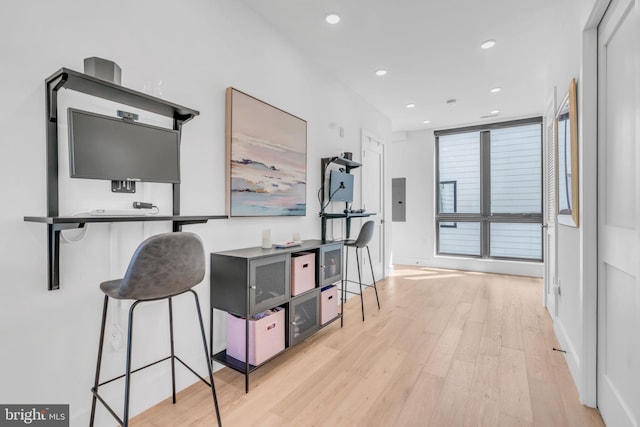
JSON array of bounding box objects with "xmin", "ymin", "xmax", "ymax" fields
[{"xmin": 241, "ymin": 0, "xmax": 578, "ymax": 132}]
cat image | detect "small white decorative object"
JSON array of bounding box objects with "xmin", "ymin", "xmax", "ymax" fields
[{"xmin": 261, "ymin": 229, "xmax": 272, "ymax": 249}]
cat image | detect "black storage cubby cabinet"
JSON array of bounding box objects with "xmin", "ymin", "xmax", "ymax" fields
[
  {"xmin": 24, "ymin": 68, "xmax": 226, "ymax": 290},
  {"xmin": 210, "ymin": 240, "xmax": 343, "ymax": 392}
]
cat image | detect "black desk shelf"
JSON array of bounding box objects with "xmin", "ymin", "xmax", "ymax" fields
[
  {"xmin": 25, "ymin": 215, "xmax": 227, "ymax": 291},
  {"xmin": 46, "ymin": 68, "xmax": 199, "ymax": 122},
  {"xmin": 24, "ymin": 215, "xmax": 227, "ymax": 226},
  {"xmin": 320, "ymin": 211, "xmax": 375, "ymax": 242},
  {"xmin": 322, "ymin": 156, "xmax": 361, "ymax": 170},
  {"xmin": 29, "ymin": 66, "xmax": 209, "ymax": 291},
  {"xmin": 321, "ymin": 212, "xmax": 374, "ymax": 219}
]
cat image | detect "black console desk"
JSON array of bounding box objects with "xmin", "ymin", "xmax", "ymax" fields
[
  {"xmin": 25, "ymin": 215, "xmax": 226, "ymax": 290},
  {"xmin": 320, "ymin": 211, "xmax": 376, "ymax": 242}
]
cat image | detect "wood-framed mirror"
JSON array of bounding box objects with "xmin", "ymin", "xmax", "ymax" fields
[{"xmin": 556, "ymin": 78, "xmax": 579, "ymax": 227}]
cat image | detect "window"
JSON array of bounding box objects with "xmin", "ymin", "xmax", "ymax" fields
[
  {"xmin": 435, "ymin": 118, "xmax": 543, "ymax": 261},
  {"xmin": 439, "ymin": 181, "xmax": 457, "ymax": 214}
]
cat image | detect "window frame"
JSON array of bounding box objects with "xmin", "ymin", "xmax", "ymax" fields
[
  {"xmin": 435, "ymin": 117, "xmax": 544, "ymax": 262},
  {"xmin": 438, "ymin": 180, "xmax": 458, "ymax": 228}
]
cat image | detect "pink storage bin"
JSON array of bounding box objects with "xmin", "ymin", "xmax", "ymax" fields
[
  {"xmin": 320, "ymin": 285, "xmax": 338, "ymax": 324},
  {"xmin": 291, "ymin": 252, "xmax": 316, "ymax": 296},
  {"xmin": 227, "ymin": 308, "xmax": 285, "ymax": 365}
]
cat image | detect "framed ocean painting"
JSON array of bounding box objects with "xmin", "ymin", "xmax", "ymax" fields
[{"xmin": 226, "ymin": 88, "xmax": 307, "ymax": 216}]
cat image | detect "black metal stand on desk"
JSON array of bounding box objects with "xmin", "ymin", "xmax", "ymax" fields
[
  {"xmin": 319, "ymin": 155, "xmax": 376, "ymax": 242},
  {"xmin": 24, "ymin": 67, "xmax": 228, "ymax": 291}
]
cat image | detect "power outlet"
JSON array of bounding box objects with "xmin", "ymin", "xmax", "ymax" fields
[{"xmin": 107, "ymin": 325, "xmax": 124, "ymax": 351}]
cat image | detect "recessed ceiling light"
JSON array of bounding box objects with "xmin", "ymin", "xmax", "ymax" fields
[
  {"xmin": 491, "ymin": 109, "xmax": 500, "ymax": 114},
  {"xmin": 490, "ymin": 87, "xmax": 502, "ymax": 93},
  {"xmin": 423, "ymin": 120, "xmax": 431, "ymax": 124},
  {"xmin": 325, "ymin": 13, "xmax": 341, "ymax": 24},
  {"xmin": 406, "ymin": 103, "xmax": 416, "ymax": 109},
  {"xmin": 375, "ymin": 69, "xmax": 387, "ymax": 76},
  {"xmin": 481, "ymin": 39, "xmax": 496, "ymax": 49}
]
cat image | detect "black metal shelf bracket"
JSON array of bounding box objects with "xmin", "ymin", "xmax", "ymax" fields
[
  {"xmin": 319, "ymin": 156, "xmax": 364, "ymax": 242},
  {"xmin": 47, "ymin": 222, "xmax": 84, "ymax": 290}
]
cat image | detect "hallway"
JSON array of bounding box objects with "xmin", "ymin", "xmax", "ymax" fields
[{"xmin": 132, "ymin": 266, "xmax": 604, "ymax": 426}]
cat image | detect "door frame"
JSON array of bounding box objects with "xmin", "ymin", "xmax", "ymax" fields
[
  {"xmin": 543, "ymin": 90, "xmax": 558, "ymax": 317},
  {"xmin": 577, "ymin": 0, "xmax": 611, "ymax": 407},
  {"xmin": 360, "ymin": 128, "xmax": 388, "ymax": 279},
  {"xmin": 595, "ymin": 0, "xmax": 639, "ymax": 423}
]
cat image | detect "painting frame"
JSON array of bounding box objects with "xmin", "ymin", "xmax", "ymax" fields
[
  {"xmin": 225, "ymin": 87, "xmax": 307, "ymax": 217},
  {"xmin": 556, "ymin": 78, "xmax": 579, "ymax": 227}
]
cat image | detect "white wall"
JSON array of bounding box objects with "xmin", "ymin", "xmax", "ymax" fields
[
  {"xmin": 390, "ymin": 130, "xmax": 544, "ymax": 277},
  {"xmin": 0, "ymin": 1, "xmax": 391, "ymax": 425},
  {"xmin": 389, "ymin": 130, "xmax": 433, "ymax": 267},
  {"xmin": 539, "ymin": 0, "xmax": 585, "ymax": 399}
]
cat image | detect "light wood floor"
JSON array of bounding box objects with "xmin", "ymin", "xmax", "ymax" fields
[{"xmin": 132, "ymin": 266, "xmax": 604, "ymax": 427}]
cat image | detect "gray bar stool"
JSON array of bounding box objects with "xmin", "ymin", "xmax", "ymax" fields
[
  {"xmin": 342, "ymin": 220, "xmax": 381, "ymax": 321},
  {"xmin": 89, "ymin": 232, "xmax": 222, "ymax": 427}
]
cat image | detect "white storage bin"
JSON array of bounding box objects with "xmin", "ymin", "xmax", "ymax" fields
[
  {"xmin": 320, "ymin": 285, "xmax": 338, "ymax": 324},
  {"xmin": 227, "ymin": 308, "xmax": 285, "ymax": 365},
  {"xmin": 291, "ymin": 252, "xmax": 316, "ymax": 296}
]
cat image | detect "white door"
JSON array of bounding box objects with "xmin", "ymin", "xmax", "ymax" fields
[
  {"xmin": 597, "ymin": 0, "xmax": 640, "ymax": 424},
  {"xmin": 544, "ymin": 95, "xmax": 558, "ymax": 317},
  {"xmin": 361, "ymin": 130, "xmax": 385, "ymax": 281}
]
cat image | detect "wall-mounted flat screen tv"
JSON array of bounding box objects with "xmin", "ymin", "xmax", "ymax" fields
[
  {"xmin": 68, "ymin": 108, "xmax": 180, "ymax": 184},
  {"xmin": 329, "ymin": 169, "xmax": 354, "ymax": 202}
]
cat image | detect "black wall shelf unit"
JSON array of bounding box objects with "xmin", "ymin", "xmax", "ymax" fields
[
  {"xmin": 319, "ymin": 156, "xmax": 374, "ymax": 242},
  {"xmin": 26, "ymin": 67, "xmax": 225, "ymax": 290}
]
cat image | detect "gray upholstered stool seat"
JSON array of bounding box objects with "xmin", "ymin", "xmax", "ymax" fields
[
  {"xmin": 342, "ymin": 220, "xmax": 381, "ymax": 321},
  {"xmin": 98, "ymin": 279, "xmax": 123, "ymax": 299},
  {"xmin": 90, "ymin": 232, "xmax": 222, "ymax": 427}
]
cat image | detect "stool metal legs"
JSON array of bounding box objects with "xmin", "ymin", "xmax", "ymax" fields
[
  {"xmin": 90, "ymin": 296, "xmax": 113, "ymax": 425},
  {"xmin": 366, "ymin": 246, "xmax": 381, "ymax": 310},
  {"xmin": 355, "ymin": 247, "xmax": 365, "ymax": 321},
  {"xmin": 90, "ymin": 292, "xmax": 222, "ymax": 427},
  {"xmin": 190, "ymin": 289, "xmax": 222, "ymax": 427},
  {"xmin": 169, "ymin": 298, "xmax": 177, "ymax": 404},
  {"xmin": 123, "ymin": 300, "xmax": 140, "ymax": 425},
  {"xmin": 343, "ymin": 244, "xmax": 381, "ymax": 322}
]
